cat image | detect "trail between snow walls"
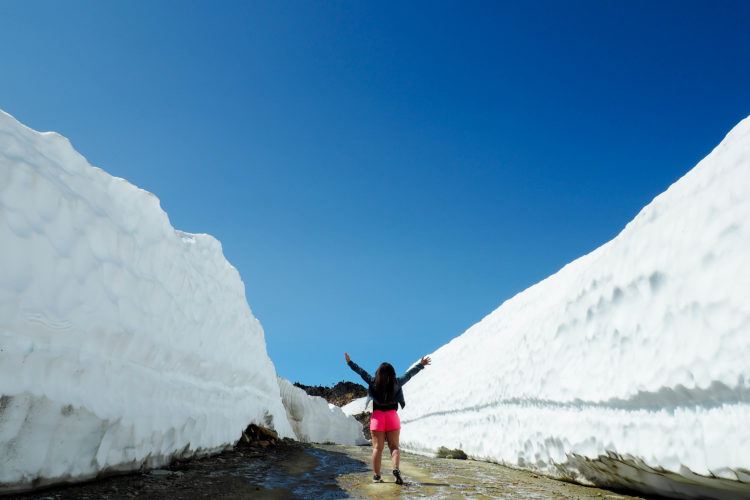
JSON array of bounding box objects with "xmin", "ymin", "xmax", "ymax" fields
[
  {"xmin": 7, "ymin": 442, "xmax": 644, "ymax": 499},
  {"xmin": 2, "ymin": 106, "xmax": 749, "ymax": 498}
]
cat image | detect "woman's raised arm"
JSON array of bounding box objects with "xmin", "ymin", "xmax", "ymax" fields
[
  {"xmin": 398, "ymin": 356, "xmax": 431, "ymax": 385},
  {"xmin": 344, "ymin": 352, "xmax": 373, "ymax": 385}
]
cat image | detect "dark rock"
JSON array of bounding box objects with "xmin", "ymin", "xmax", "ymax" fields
[
  {"xmin": 238, "ymin": 424, "xmax": 279, "ymax": 448},
  {"xmin": 293, "ymin": 380, "xmax": 367, "ymax": 407},
  {"xmin": 353, "ymin": 412, "xmax": 371, "ymax": 441},
  {"xmin": 436, "ymin": 446, "xmax": 468, "ymax": 460}
]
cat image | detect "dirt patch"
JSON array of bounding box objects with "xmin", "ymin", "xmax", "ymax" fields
[
  {"xmin": 6, "ymin": 427, "xmax": 364, "ymax": 500},
  {"xmin": 329, "ymin": 444, "xmax": 646, "ymax": 499}
]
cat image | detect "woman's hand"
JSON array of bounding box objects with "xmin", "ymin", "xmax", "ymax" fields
[
  {"xmin": 420, "ymin": 356, "xmax": 431, "ymax": 366},
  {"xmin": 344, "ymin": 352, "xmax": 351, "ymax": 363}
]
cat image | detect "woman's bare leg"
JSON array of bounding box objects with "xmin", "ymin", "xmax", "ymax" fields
[
  {"xmin": 386, "ymin": 429, "xmax": 400, "ymax": 469},
  {"xmin": 371, "ymin": 431, "xmax": 385, "ymax": 476}
]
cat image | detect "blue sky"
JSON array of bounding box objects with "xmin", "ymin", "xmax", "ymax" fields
[{"xmin": 1, "ymin": 1, "xmax": 749, "ymax": 385}]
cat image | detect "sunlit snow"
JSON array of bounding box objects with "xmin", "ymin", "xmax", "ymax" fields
[
  {"xmin": 399, "ymin": 116, "xmax": 750, "ymax": 499},
  {"xmin": 0, "ymin": 110, "xmax": 360, "ymax": 493}
]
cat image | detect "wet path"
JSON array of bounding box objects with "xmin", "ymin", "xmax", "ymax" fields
[
  {"xmin": 328, "ymin": 444, "xmax": 642, "ymax": 499},
  {"xmin": 10, "ymin": 442, "xmax": 643, "ymax": 499}
]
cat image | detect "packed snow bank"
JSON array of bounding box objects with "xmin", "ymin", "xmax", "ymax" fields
[
  {"xmin": 400, "ymin": 117, "xmax": 750, "ymax": 499},
  {"xmin": 0, "ymin": 110, "xmax": 295, "ymax": 493},
  {"xmin": 278, "ymin": 379, "xmax": 367, "ymax": 445},
  {"xmin": 341, "ymin": 396, "xmax": 370, "ymax": 416}
]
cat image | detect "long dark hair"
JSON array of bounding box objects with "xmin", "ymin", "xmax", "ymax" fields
[{"xmin": 373, "ymin": 362, "xmax": 396, "ymax": 402}]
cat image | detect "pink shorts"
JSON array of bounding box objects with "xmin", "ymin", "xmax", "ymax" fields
[{"xmin": 370, "ymin": 409, "xmax": 401, "ymax": 432}]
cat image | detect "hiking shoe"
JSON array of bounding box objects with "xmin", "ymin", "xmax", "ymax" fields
[
  {"xmin": 373, "ymin": 474, "xmax": 383, "ymax": 483},
  {"xmin": 393, "ymin": 468, "xmax": 403, "ymax": 485}
]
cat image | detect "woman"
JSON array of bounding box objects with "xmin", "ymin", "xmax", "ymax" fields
[{"xmin": 344, "ymin": 352, "xmax": 431, "ymax": 484}]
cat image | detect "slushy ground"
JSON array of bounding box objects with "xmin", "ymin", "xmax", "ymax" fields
[{"xmin": 9, "ymin": 441, "xmax": 644, "ymax": 499}]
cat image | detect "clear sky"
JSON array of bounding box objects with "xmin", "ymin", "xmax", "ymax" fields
[{"xmin": 1, "ymin": 1, "xmax": 749, "ymax": 385}]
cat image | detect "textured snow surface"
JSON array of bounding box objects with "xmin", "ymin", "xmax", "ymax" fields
[
  {"xmin": 277, "ymin": 379, "xmax": 367, "ymax": 445},
  {"xmin": 0, "ymin": 110, "xmax": 296, "ymax": 492},
  {"xmin": 400, "ymin": 117, "xmax": 750, "ymax": 499},
  {"xmin": 341, "ymin": 396, "xmax": 369, "ymax": 416}
]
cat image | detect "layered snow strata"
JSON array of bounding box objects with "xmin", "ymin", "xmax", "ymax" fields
[
  {"xmin": 278, "ymin": 378, "xmax": 367, "ymax": 445},
  {"xmin": 399, "ymin": 116, "xmax": 750, "ymax": 499},
  {"xmin": 0, "ymin": 110, "xmax": 294, "ymax": 492}
]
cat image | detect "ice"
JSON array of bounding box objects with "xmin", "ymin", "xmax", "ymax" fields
[
  {"xmin": 277, "ymin": 379, "xmax": 367, "ymax": 445},
  {"xmin": 399, "ymin": 116, "xmax": 750, "ymax": 499},
  {"xmin": 341, "ymin": 396, "xmax": 370, "ymax": 416},
  {"xmin": 0, "ymin": 109, "xmax": 298, "ymax": 492}
]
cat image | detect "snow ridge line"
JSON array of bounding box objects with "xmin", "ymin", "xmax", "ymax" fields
[{"xmin": 401, "ymin": 380, "xmax": 750, "ymax": 423}]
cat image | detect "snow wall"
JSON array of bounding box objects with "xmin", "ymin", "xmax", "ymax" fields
[
  {"xmin": 341, "ymin": 396, "xmax": 369, "ymax": 417},
  {"xmin": 0, "ymin": 109, "xmax": 297, "ymax": 493},
  {"xmin": 277, "ymin": 378, "xmax": 367, "ymax": 445},
  {"xmin": 399, "ymin": 117, "xmax": 750, "ymax": 499}
]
